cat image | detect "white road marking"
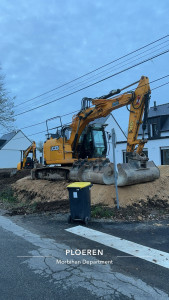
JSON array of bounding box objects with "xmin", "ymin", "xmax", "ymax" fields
[
  {"xmin": 66, "ymin": 226, "xmax": 169, "ymax": 269},
  {"xmin": 0, "ymin": 216, "xmax": 169, "ymax": 299}
]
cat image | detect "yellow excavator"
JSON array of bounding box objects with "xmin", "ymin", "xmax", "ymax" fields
[
  {"xmin": 17, "ymin": 141, "xmax": 37, "ymax": 170},
  {"xmin": 31, "ymin": 76, "xmax": 160, "ymax": 186}
]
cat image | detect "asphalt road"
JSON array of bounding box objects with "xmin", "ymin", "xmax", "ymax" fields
[{"xmin": 0, "ymin": 211, "xmax": 169, "ymax": 300}]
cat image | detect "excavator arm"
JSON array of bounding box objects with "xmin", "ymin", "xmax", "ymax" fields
[
  {"xmin": 22, "ymin": 141, "xmax": 36, "ymax": 168},
  {"xmin": 69, "ymin": 76, "xmax": 150, "ymax": 156},
  {"xmin": 17, "ymin": 141, "xmax": 36, "ymax": 170},
  {"xmin": 69, "ymin": 76, "xmax": 159, "ymax": 185},
  {"xmin": 35, "ymin": 76, "xmax": 159, "ymax": 186}
]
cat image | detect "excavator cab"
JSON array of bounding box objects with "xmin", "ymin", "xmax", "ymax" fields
[{"xmin": 76, "ymin": 125, "xmax": 107, "ymax": 159}]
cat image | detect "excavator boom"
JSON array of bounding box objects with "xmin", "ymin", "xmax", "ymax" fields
[
  {"xmin": 17, "ymin": 141, "xmax": 36, "ymax": 170},
  {"xmin": 32, "ymin": 76, "xmax": 160, "ymax": 186}
]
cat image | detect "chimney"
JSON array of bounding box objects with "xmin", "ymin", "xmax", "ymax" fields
[{"xmin": 154, "ymin": 101, "xmax": 157, "ymax": 111}]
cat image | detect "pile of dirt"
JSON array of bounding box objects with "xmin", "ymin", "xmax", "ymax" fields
[
  {"xmin": 91, "ymin": 165, "xmax": 169, "ymax": 207},
  {"xmin": 12, "ymin": 177, "xmax": 68, "ymax": 203},
  {"xmin": 12, "ymin": 166, "xmax": 169, "ymax": 208},
  {"xmin": 1, "ymin": 165, "xmax": 169, "ymax": 219},
  {"xmin": 0, "ymin": 170, "xmax": 31, "ymax": 193}
]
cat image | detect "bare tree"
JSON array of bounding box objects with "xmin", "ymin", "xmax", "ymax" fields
[
  {"xmin": 37, "ymin": 141, "xmax": 44, "ymax": 163},
  {"xmin": 37, "ymin": 141, "xmax": 43, "ymax": 153},
  {"xmin": 0, "ymin": 67, "xmax": 15, "ymax": 131}
]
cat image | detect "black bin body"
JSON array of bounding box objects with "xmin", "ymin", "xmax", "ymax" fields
[{"xmin": 67, "ymin": 182, "xmax": 92, "ymax": 223}]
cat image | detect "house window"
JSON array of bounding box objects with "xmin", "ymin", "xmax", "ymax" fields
[
  {"xmin": 123, "ymin": 151, "xmax": 128, "ymax": 163},
  {"xmin": 161, "ymin": 148, "xmax": 169, "ymax": 165},
  {"xmin": 123, "ymin": 149, "xmax": 148, "ymax": 163},
  {"xmin": 150, "ymin": 123, "xmax": 158, "ymax": 137}
]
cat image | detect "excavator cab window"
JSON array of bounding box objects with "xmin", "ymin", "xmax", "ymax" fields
[
  {"xmin": 77, "ymin": 126, "xmax": 107, "ymax": 159},
  {"xmin": 92, "ymin": 128, "xmax": 107, "ymax": 157},
  {"xmin": 25, "ymin": 157, "xmax": 34, "ymax": 169}
]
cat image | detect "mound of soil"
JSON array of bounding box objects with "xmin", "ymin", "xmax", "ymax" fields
[
  {"xmin": 12, "ymin": 166, "xmax": 169, "ymax": 207},
  {"xmin": 1, "ymin": 166, "xmax": 169, "ymax": 220},
  {"xmin": 12, "ymin": 177, "xmax": 68, "ymax": 203},
  {"xmin": 0, "ymin": 170, "xmax": 31, "ymax": 192}
]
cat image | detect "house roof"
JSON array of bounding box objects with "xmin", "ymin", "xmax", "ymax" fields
[
  {"xmin": 138, "ymin": 102, "xmax": 169, "ymax": 135},
  {"xmin": 1, "ymin": 131, "xmax": 17, "ymax": 141},
  {"xmin": 0, "ymin": 131, "xmax": 18, "ymax": 149},
  {"xmin": 148, "ymin": 102, "xmax": 169, "ymax": 118},
  {"xmin": 0, "ymin": 130, "xmax": 32, "ymax": 150},
  {"xmin": 0, "ymin": 139, "xmax": 6, "ymax": 149}
]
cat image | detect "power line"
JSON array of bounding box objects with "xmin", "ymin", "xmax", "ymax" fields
[
  {"xmin": 15, "ymin": 39, "xmax": 169, "ymax": 114},
  {"xmin": 151, "ymin": 81, "xmax": 169, "ymax": 91},
  {"xmin": 14, "ymin": 35, "xmax": 169, "ymax": 109},
  {"xmin": 14, "ymin": 49, "xmax": 169, "ymax": 117},
  {"xmin": 19, "ymin": 74, "xmax": 169, "ymax": 131},
  {"xmin": 20, "ymin": 110, "xmax": 79, "ymax": 130},
  {"xmin": 10, "ymin": 80, "xmax": 169, "ymax": 141},
  {"xmin": 1, "ymin": 74, "xmax": 168, "ymax": 138}
]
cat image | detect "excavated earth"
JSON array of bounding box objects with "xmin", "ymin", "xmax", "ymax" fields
[{"xmin": 0, "ymin": 166, "xmax": 169, "ymax": 221}]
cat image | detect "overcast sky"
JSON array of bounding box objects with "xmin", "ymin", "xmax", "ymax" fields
[{"xmin": 0, "ymin": 0, "xmax": 169, "ymax": 142}]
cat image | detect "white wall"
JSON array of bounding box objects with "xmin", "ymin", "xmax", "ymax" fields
[
  {"xmin": 0, "ymin": 131, "xmax": 32, "ymax": 168},
  {"xmin": 0, "ymin": 149, "xmax": 21, "ymax": 168},
  {"xmin": 105, "ymin": 114, "xmax": 169, "ymax": 165},
  {"xmin": 147, "ymin": 138, "xmax": 169, "ymax": 165},
  {"xmin": 2, "ymin": 131, "xmax": 31, "ymax": 151},
  {"xmin": 105, "ymin": 115, "xmax": 127, "ymax": 143},
  {"xmin": 107, "ymin": 138, "xmax": 169, "ymax": 165},
  {"xmin": 107, "ymin": 140, "xmax": 126, "ymax": 163}
]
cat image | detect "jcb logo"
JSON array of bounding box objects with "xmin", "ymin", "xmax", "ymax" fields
[{"xmin": 51, "ymin": 146, "xmax": 59, "ymax": 151}]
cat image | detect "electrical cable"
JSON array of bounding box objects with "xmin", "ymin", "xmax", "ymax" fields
[
  {"xmin": 20, "ymin": 110, "xmax": 79, "ymax": 130},
  {"xmin": 17, "ymin": 74, "xmax": 169, "ymax": 131},
  {"xmin": 10, "ymin": 80, "xmax": 169, "ymax": 142},
  {"xmin": 14, "ymin": 49, "xmax": 169, "ymax": 117},
  {"xmin": 14, "ymin": 39, "xmax": 169, "ymax": 112},
  {"xmin": 13, "ymin": 35, "xmax": 169, "ymax": 108}
]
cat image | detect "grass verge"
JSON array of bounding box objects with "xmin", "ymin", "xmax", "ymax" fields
[
  {"xmin": 91, "ymin": 204, "xmax": 115, "ymax": 218},
  {"xmin": 0, "ymin": 188, "xmax": 18, "ymax": 203}
]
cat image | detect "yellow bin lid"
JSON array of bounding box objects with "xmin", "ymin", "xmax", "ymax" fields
[{"xmin": 67, "ymin": 182, "xmax": 92, "ymax": 189}]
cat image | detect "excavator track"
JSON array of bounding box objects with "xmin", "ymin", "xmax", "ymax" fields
[
  {"xmin": 31, "ymin": 166, "xmax": 71, "ymax": 181},
  {"xmin": 31, "ymin": 159, "xmax": 115, "ymax": 185},
  {"xmin": 31, "ymin": 159, "xmax": 160, "ymax": 186}
]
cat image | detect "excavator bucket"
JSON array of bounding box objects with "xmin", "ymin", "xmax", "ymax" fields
[
  {"xmin": 69, "ymin": 159, "xmax": 115, "ymax": 185},
  {"xmin": 117, "ymin": 160, "xmax": 160, "ymax": 186},
  {"xmin": 69, "ymin": 158, "xmax": 160, "ymax": 186}
]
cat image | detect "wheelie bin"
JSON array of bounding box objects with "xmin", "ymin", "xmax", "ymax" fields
[{"xmin": 67, "ymin": 182, "xmax": 92, "ymax": 225}]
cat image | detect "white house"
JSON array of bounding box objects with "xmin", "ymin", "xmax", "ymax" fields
[
  {"xmin": 104, "ymin": 102, "xmax": 169, "ymax": 165},
  {"xmin": 0, "ymin": 130, "xmax": 32, "ymax": 168}
]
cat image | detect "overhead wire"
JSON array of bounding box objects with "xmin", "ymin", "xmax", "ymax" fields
[
  {"xmin": 10, "ymin": 79, "xmax": 169, "ymax": 142},
  {"xmin": 13, "ymin": 48, "xmax": 169, "ymax": 117},
  {"xmin": 16, "ymin": 74, "xmax": 169, "ymax": 132},
  {"xmin": 13, "ymin": 34, "xmax": 169, "ymax": 109},
  {"xmin": 20, "ymin": 110, "xmax": 79, "ymax": 130},
  {"xmin": 14, "ymin": 39, "xmax": 169, "ymax": 113}
]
